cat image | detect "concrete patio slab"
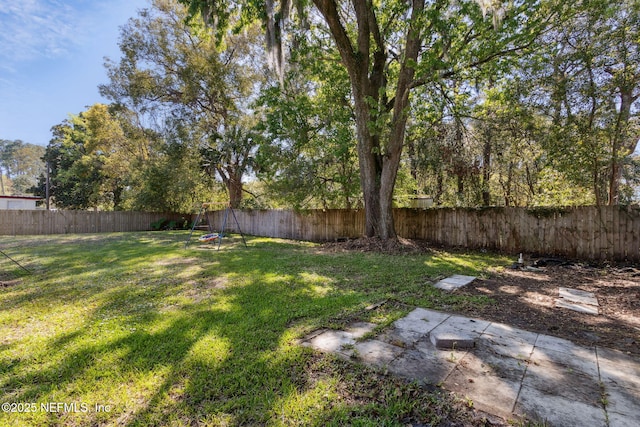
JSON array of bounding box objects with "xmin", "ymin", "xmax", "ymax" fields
[
  {"xmin": 392, "ymin": 307, "xmax": 449, "ymax": 334},
  {"xmin": 534, "ymin": 333, "xmax": 588, "ymax": 354},
  {"xmin": 523, "ymin": 356, "xmax": 602, "ymax": 405},
  {"xmin": 514, "ymin": 385, "xmax": 608, "ymax": 427},
  {"xmin": 597, "ymin": 347, "xmax": 640, "ymax": 390},
  {"xmin": 353, "ymin": 339, "xmax": 404, "ymax": 367},
  {"xmin": 529, "ymin": 345, "xmax": 599, "ymax": 379},
  {"xmin": 434, "ymin": 274, "xmax": 477, "ymax": 291},
  {"xmin": 608, "ymin": 410, "xmax": 640, "ymax": 427},
  {"xmin": 344, "ymin": 321, "xmax": 377, "ymax": 338},
  {"xmin": 444, "ymin": 351, "xmax": 524, "ymax": 418},
  {"xmin": 478, "ymin": 323, "xmax": 537, "ymax": 359},
  {"xmin": 303, "ymin": 330, "xmax": 356, "ymax": 358},
  {"xmin": 387, "ymin": 348, "xmax": 458, "ymax": 385},
  {"xmin": 603, "ymin": 382, "xmax": 640, "ymax": 425},
  {"xmin": 379, "ymin": 325, "xmax": 424, "ymax": 348},
  {"xmin": 299, "ymin": 307, "xmax": 640, "ymax": 426}
]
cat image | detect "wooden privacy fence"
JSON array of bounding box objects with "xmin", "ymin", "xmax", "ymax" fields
[
  {"xmin": 0, "ymin": 210, "xmax": 187, "ymax": 235},
  {"xmin": 207, "ymin": 206, "xmax": 640, "ymax": 262},
  {"xmin": 1, "ymin": 207, "xmax": 637, "ymax": 261}
]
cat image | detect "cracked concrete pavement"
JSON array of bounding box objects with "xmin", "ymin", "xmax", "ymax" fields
[{"xmin": 301, "ymin": 307, "xmax": 640, "ymax": 426}]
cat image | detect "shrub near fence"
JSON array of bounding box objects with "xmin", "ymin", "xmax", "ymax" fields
[
  {"xmin": 0, "ymin": 210, "xmax": 188, "ymax": 235},
  {"xmin": 208, "ymin": 206, "xmax": 640, "ymax": 262}
]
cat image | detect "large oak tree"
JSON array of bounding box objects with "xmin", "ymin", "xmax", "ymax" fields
[{"xmin": 181, "ymin": 0, "xmax": 560, "ymax": 239}]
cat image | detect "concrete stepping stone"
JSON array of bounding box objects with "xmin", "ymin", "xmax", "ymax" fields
[
  {"xmin": 434, "ymin": 274, "xmax": 477, "ymax": 291},
  {"xmin": 555, "ymin": 287, "xmax": 599, "ymax": 315},
  {"xmin": 559, "ymin": 287, "xmax": 599, "ymax": 306}
]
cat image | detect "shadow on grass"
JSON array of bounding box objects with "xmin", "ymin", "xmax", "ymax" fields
[{"xmin": 0, "ymin": 232, "xmax": 508, "ymax": 425}]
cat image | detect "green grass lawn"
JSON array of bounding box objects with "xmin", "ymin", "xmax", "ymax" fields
[{"xmin": 0, "ymin": 232, "xmax": 509, "ymax": 426}]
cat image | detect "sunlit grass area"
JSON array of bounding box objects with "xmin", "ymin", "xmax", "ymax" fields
[{"xmin": 0, "ymin": 232, "xmax": 509, "ymax": 426}]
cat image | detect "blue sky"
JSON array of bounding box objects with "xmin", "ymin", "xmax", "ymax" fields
[{"xmin": 0, "ymin": 0, "xmax": 149, "ymax": 146}]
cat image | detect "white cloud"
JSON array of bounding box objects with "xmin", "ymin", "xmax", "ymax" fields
[{"xmin": 0, "ymin": 0, "xmax": 83, "ymax": 63}]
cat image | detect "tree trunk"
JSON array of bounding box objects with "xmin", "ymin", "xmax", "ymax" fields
[
  {"xmin": 314, "ymin": 0, "xmax": 424, "ymax": 240},
  {"xmin": 227, "ymin": 173, "xmax": 243, "ymax": 209},
  {"xmin": 608, "ymin": 88, "xmax": 639, "ymax": 205},
  {"xmin": 217, "ymin": 166, "xmax": 243, "ymax": 209}
]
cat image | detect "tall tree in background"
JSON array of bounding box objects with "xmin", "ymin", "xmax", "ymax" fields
[
  {"xmin": 519, "ymin": 0, "xmax": 640, "ymax": 205},
  {"xmin": 34, "ymin": 105, "xmax": 137, "ymax": 210},
  {"xmin": 101, "ymin": 0, "xmax": 264, "ymax": 208},
  {"xmin": 0, "ymin": 139, "xmax": 46, "ymax": 195},
  {"xmin": 255, "ymin": 35, "xmax": 360, "ymax": 209},
  {"xmin": 37, "ymin": 115, "xmax": 102, "ymax": 210},
  {"xmin": 182, "ymin": 0, "xmax": 560, "ymax": 239}
]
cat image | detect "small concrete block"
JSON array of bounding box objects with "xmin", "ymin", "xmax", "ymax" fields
[
  {"xmin": 434, "ymin": 275, "xmax": 477, "ymax": 291},
  {"xmin": 414, "ymin": 335, "xmax": 470, "ymax": 361},
  {"xmin": 515, "ymin": 385, "xmax": 608, "ymax": 427},
  {"xmin": 428, "ymin": 315, "xmax": 489, "ymax": 349},
  {"xmin": 559, "ymin": 287, "xmax": 599, "ymax": 306},
  {"xmin": 555, "ymin": 298, "xmax": 599, "ymax": 314},
  {"xmin": 430, "ymin": 331, "xmax": 476, "ymax": 349},
  {"xmin": 353, "ymin": 339, "xmax": 404, "ymax": 367}
]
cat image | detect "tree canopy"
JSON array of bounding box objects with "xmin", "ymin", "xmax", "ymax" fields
[
  {"xmin": 0, "ymin": 139, "xmax": 45, "ymax": 196},
  {"xmin": 22, "ymin": 0, "xmax": 638, "ymax": 217},
  {"xmin": 180, "ymin": 0, "xmax": 574, "ymax": 239}
]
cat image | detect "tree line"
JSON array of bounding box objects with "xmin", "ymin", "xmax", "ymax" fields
[
  {"xmin": 18, "ymin": 0, "xmax": 638, "ymax": 239},
  {"xmin": 0, "ymin": 139, "xmax": 45, "ymax": 196}
]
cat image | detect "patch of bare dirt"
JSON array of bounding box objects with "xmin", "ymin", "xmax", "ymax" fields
[
  {"xmin": 322, "ymin": 238, "xmax": 640, "ymax": 357},
  {"xmin": 320, "ymin": 236, "xmax": 433, "ymax": 254},
  {"xmin": 456, "ymin": 263, "xmax": 640, "ymax": 356},
  {"xmin": 1, "ymin": 279, "xmax": 21, "ymax": 288}
]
